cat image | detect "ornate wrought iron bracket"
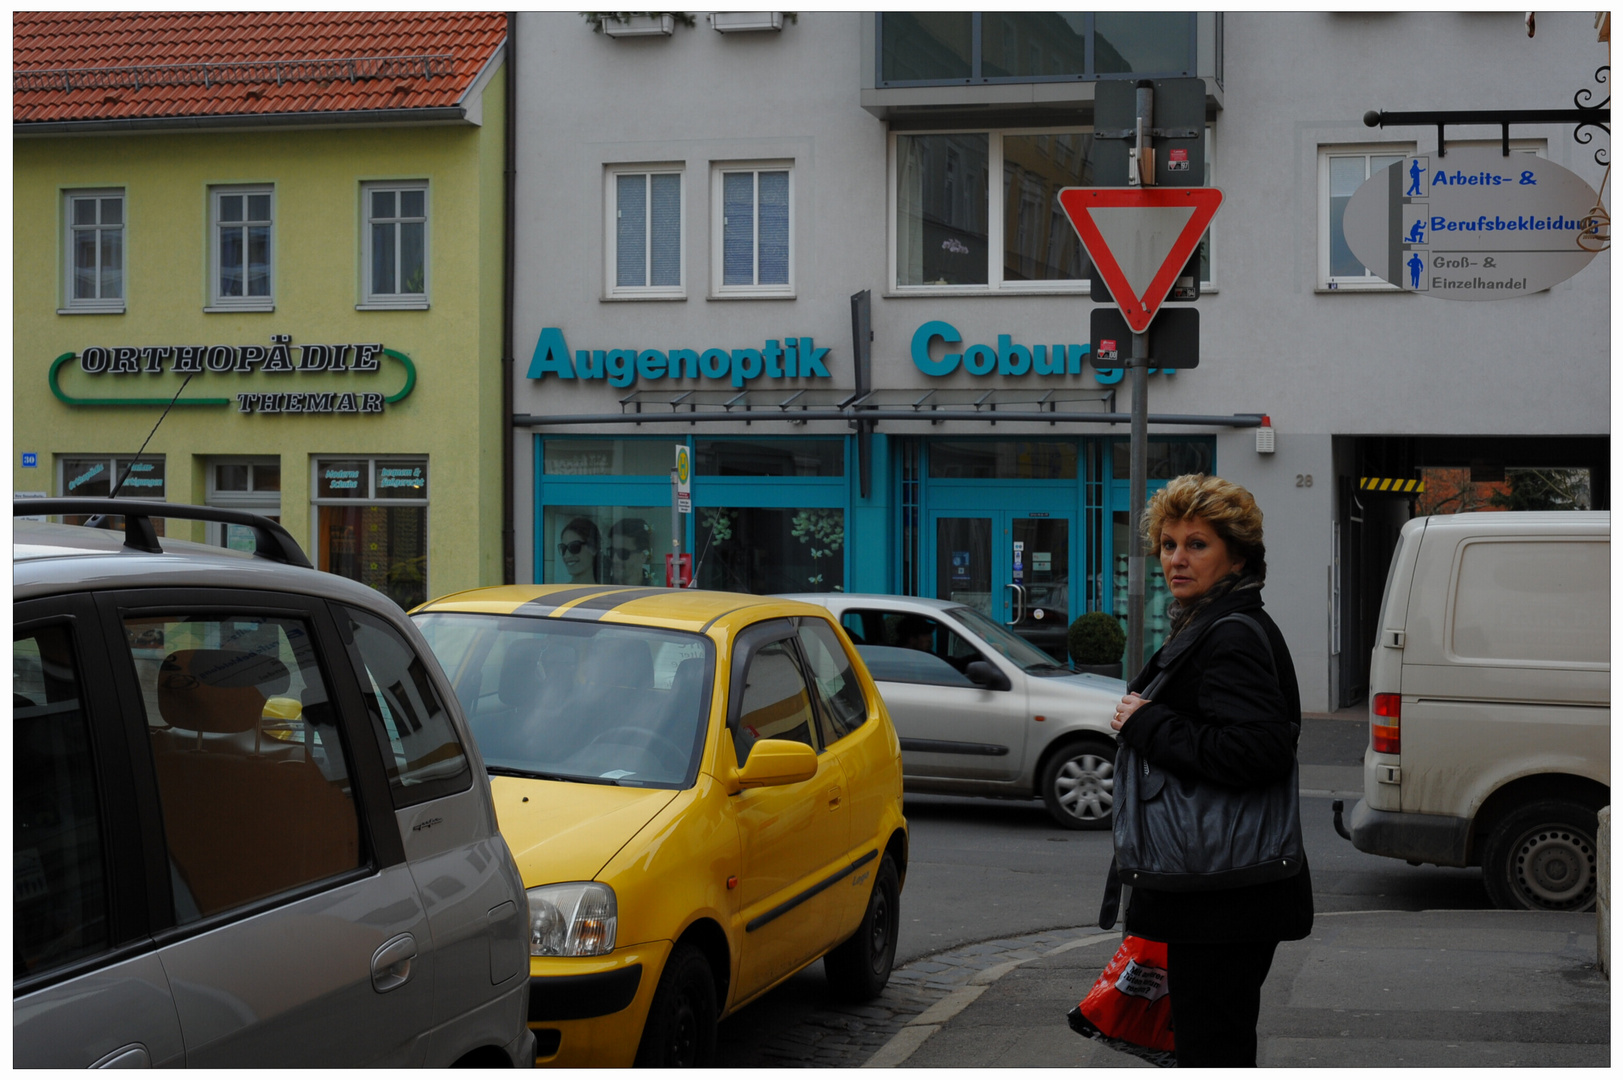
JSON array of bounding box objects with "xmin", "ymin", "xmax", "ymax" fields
[{"xmin": 1364, "ymin": 65, "xmax": 1610, "ymax": 166}]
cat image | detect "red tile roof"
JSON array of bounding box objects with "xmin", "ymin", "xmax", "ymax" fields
[{"xmin": 14, "ymin": 12, "xmax": 506, "ymax": 126}]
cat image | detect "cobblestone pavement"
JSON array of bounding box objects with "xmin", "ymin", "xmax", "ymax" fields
[{"xmin": 714, "ymin": 927, "xmax": 1103, "ymax": 1068}]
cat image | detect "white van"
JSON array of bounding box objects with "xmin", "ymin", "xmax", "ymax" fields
[{"xmin": 1337, "ymin": 511, "xmax": 1610, "ymax": 911}]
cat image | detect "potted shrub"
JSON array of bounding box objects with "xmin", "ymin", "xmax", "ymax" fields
[{"xmin": 1068, "ymin": 611, "xmax": 1126, "ymax": 679}]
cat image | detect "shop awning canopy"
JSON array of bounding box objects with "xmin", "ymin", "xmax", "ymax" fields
[{"xmin": 514, "ymin": 387, "xmax": 1265, "ymax": 428}]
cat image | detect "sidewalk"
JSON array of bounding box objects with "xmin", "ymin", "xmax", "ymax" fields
[{"xmin": 868, "ymin": 909, "xmax": 1609, "ymax": 1068}]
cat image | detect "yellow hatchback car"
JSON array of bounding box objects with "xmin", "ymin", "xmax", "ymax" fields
[{"xmin": 411, "ymin": 585, "xmax": 908, "ymax": 1067}]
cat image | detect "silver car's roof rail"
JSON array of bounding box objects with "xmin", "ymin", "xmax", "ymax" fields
[{"xmin": 15, "ymin": 498, "xmax": 313, "ymax": 569}]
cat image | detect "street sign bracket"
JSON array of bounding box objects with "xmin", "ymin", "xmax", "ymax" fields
[{"xmin": 1364, "ymin": 105, "xmax": 1611, "ymax": 159}]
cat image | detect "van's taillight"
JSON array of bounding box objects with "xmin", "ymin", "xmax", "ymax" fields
[{"xmin": 1371, "ymin": 693, "xmax": 1401, "ymax": 754}]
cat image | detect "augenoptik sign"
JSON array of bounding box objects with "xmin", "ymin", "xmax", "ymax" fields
[
  {"xmin": 47, "ymin": 335, "xmax": 417, "ymax": 414},
  {"xmin": 1342, "ymin": 149, "xmax": 1604, "ymax": 299}
]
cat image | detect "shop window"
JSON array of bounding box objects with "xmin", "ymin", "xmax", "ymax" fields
[
  {"xmin": 894, "ymin": 128, "xmax": 1214, "ymax": 292},
  {"xmin": 712, "ymin": 164, "xmax": 792, "ymax": 296},
  {"xmin": 362, "ymin": 182, "xmax": 428, "ymax": 308},
  {"xmin": 206, "ymin": 457, "xmax": 281, "ymax": 551},
  {"xmin": 58, "ymin": 455, "xmax": 165, "ymax": 530},
  {"xmin": 929, "ymin": 442, "xmax": 1077, "ymax": 480},
  {"xmin": 607, "ymin": 166, "xmax": 684, "ymax": 298},
  {"xmin": 544, "ymin": 440, "xmax": 676, "ymax": 476},
  {"xmin": 313, "ymin": 458, "xmax": 428, "ymax": 610},
  {"xmin": 14, "ymin": 623, "xmax": 110, "ymax": 977},
  {"xmin": 62, "ymin": 189, "xmax": 124, "ymax": 314},
  {"xmin": 209, "ymin": 185, "xmax": 274, "ymax": 311},
  {"xmin": 878, "ymin": 12, "xmax": 1194, "ymax": 86},
  {"xmin": 541, "ymin": 504, "xmax": 665, "ymax": 586},
  {"xmin": 1109, "ymin": 439, "xmax": 1212, "ymax": 480},
  {"xmin": 122, "ymin": 611, "xmax": 360, "ymax": 921},
  {"xmin": 695, "ymin": 507, "xmax": 845, "ymax": 594},
  {"xmin": 696, "ymin": 439, "xmax": 843, "ymax": 477}
]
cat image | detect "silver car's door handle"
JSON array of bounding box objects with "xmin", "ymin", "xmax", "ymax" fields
[{"xmin": 371, "ymin": 932, "xmax": 418, "ymax": 993}]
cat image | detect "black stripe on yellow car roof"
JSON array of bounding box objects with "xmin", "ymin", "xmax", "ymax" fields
[
  {"xmin": 552, "ymin": 587, "xmax": 672, "ymax": 621},
  {"xmin": 513, "ymin": 586, "xmax": 622, "ymax": 618}
]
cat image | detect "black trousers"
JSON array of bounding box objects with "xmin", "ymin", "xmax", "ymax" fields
[{"xmin": 1165, "ymin": 939, "xmax": 1279, "ymax": 1067}]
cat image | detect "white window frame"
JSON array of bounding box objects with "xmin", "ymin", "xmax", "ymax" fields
[
  {"xmin": 710, "ymin": 161, "xmax": 795, "ymax": 298},
  {"xmin": 359, "ymin": 180, "xmax": 430, "ymax": 310},
  {"xmin": 208, "ymin": 183, "xmax": 275, "ymax": 312},
  {"xmin": 604, "ymin": 165, "xmax": 686, "ymax": 300},
  {"xmin": 888, "ymin": 125, "xmax": 1217, "ymax": 295},
  {"xmin": 1317, "ymin": 140, "xmax": 1544, "ymax": 292},
  {"xmin": 205, "ymin": 456, "xmax": 282, "ymax": 549},
  {"xmin": 61, "ymin": 188, "xmax": 126, "ymax": 314}
]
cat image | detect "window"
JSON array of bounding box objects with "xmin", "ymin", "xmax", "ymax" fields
[
  {"xmin": 712, "ymin": 164, "xmax": 792, "ymax": 296},
  {"xmin": 695, "ymin": 507, "xmax": 845, "ymax": 594},
  {"xmin": 206, "ymin": 457, "xmax": 281, "ymax": 551},
  {"xmin": 59, "ymin": 455, "xmax": 165, "ymax": 528},
  {"xmin": 362, "ymin": 182, "xmax": 428, "ymax": 308},
  {"xmin": 1319, "ymin": 148, "xmax": 1408, "ymax": 289},
  {"xmin": 733, "ymin": 639, "xmax": 817, "ymax": 765},
  {"xmin": 895, "ymin": 127, "xmax": 1214, "ymax": 292},
  {"xmin": 342, "ymin": 605, "xmax": 470, "ymax": 805},
  {"xmin": 15, "ymin": 623, "xmax": 110, "ymax": 977},
  {"xmin": 124, "ymin": 611, "xmax": 361, "ymax": 921},
  {"xmin": 210, "ymin": 185, "xmax": 274, "ymax": 310},
  {"xmin": 62, "ymin": 189, "xmax": 124, "ymax": 313},
  {"xmin": 795, "ymin": 618, "xmax": 870, "ymax": 743},
  {"xmin": 696, "ymin": 439, "xmax": 843, "ymax": 477},
  {"xmin": 878, "ymin": 13, "xmax": 1195, "ymax": 86},
  {"xmin": 540, "ymin": 504, "xmax": 665, "ymax": 586},
  {"xmin": 313, "ymin": 458, "xmax": 429, "ymax": 609},
  {"xmin": 607, "ymin": 167, "xmax": 683, "ymax": 298}
]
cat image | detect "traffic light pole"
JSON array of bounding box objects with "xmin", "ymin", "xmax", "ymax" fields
[{"xmin": 1126, "ymin": 333, "xmax": 1149, "ymax": 681}]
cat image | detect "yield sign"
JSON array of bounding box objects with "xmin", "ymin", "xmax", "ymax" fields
[{"xmin": 1057, "ymin": 187, "xmax": 1223, "ymax": 334}]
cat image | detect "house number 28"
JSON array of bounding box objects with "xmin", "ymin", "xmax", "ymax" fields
[{"xmin": 1295, "ymin": 474, "xmax": 1313, "ymax": 488}]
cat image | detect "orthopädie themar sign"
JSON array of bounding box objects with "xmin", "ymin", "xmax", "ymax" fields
[
  {"xmin": 1342, "ymin": 149, "xmax": 1603, "ymax": 299},
  {"xmin": 48, "ymin": 336, "xmax": 416, "ymax": 414},
  {"xmin": 527, "ymin": 324, "xmax": 1151, "ymax": 387}
]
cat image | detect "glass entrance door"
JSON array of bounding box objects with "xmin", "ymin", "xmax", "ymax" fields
[{"xmin": 932, "ymin": 512, "xmax": 1071, "ymax": 661}]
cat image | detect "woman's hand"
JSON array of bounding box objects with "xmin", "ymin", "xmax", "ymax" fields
[{"xmin": 1111, "ymin": 692, "xmax": 1149, "ymax": 732}]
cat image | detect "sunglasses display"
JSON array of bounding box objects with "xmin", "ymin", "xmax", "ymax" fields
[
  {"xmin": 557, "ymin": 540, "xmax": 592, "ymax": 555},
  {"xmin": 610, "ymin": 547, "xmax": 645, "ymax": 561}
]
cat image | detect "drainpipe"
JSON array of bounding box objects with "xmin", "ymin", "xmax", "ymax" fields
[{"xmin": 501, "ymin": 11, "xmax": 517, "ymax": 584}]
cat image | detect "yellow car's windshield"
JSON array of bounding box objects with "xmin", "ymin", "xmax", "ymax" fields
[{"xmin": 414, "ymin": 612, "xmax": 713, "ymax": 789}]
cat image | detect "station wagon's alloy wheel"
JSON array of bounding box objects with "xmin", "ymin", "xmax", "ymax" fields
[
  {"xmin": 824, "ymin": 853, "xmax": 900, "ymax": 1001},
  {"xmin": 1481, "ymin": 801, "xmax": 1598, "ymax": 912},
  {"xmin": 634, "ymin": 943, "xmax": 717, "ymax": 1067},
  {"xmin": 1040, "ymin": 738, "xmax": 1116, "ymax": 830}
]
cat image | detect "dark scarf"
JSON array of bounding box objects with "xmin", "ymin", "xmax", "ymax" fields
[{"xmin": 1165, "ymin": 571, "xmax": 1263, "ymax": 641}]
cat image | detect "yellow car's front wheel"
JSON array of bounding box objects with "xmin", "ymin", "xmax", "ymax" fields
[{"xmin": 633, "ymin": 943, "xmax": 717, "ymax": 1066}]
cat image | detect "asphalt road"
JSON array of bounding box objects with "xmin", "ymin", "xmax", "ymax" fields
[{"xmin": 715, "ymin": 712, "xmax": 1496, "ymax": 1064}]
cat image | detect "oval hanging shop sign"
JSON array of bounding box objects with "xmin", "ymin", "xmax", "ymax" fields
[
  {"xmin": 47, "ymin": 337, "xmax": 416, "ymax": 414},
  {"xmin": 1342, "ymin": 149, "xmax": 1603, "ymax": 299}
]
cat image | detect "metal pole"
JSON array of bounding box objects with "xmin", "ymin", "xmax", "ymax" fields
[
  {"xmin": 1126, "ymin": 333, "xmax": 1149, "ymax": 681},
  {"xmin": 670, "ymin": 467, "xmax": 682, "ymax": 584}
]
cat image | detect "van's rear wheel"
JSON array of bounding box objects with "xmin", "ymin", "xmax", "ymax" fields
[
  {"xmin": 1481, "ymin": 801, "xmax": 1598, "ymax": 912},
  {"xmin": 1039, "ymin": 738, "xmax": 1115, "ymax": 830}
]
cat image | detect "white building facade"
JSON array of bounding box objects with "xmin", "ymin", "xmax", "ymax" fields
[{"xmin": 509, "ymin": 11, "xmax": 1609, "ymax": 711}]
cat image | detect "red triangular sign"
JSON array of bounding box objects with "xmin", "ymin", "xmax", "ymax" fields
[{"xmin": 1057, "ymin": 187, "xmax": 1223, "ymax": 334}]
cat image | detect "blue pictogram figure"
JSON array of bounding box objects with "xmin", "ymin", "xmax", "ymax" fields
[
  {"xmin": 1407, "ymin": 219, "xmax": 1425, "ymax": 244},
  {"xmin": 1407, "ymin": 252, "xmax": 1423, "ymax": 288},
  {"xmin": 1407, "ymin": 159, "xmax": 1423, "ymax": 196}
]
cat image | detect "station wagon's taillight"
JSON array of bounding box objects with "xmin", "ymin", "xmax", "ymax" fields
[{"xmin": 1371, "ymin": 693, "xmax": 1401, "ymax": 754}]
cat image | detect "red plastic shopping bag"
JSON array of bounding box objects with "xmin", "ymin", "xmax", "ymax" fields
[{"xmin": 1066, "ymin": 935, "xmax": 1177, "ymax": 1068}]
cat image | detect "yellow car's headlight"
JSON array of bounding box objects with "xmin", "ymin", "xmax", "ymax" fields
[{"xmin": 528, "ymin": 882, "xmax": 618, "ymax": 956}]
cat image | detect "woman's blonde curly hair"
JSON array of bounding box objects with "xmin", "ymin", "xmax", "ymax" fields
[{"xmin": 1141, "ymin": 474, "xmax": 1267, "ymax": 582}]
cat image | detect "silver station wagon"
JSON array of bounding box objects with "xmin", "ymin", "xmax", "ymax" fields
[
  {"xmin": 13, "ymin": 500, "xmax": 534, "ymax": 1067},
  {"xmin": 783, "ymin": 594, "xmax": 1124, "ymax": 829}
]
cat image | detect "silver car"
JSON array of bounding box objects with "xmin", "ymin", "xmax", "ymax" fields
[
  {"xmin": 13, "ymin": 500, "xmax": 534, "ymax": 1067},
  {"xmin": 782, "ymin": 594, "xmax": 1124, "ymax": 829}
]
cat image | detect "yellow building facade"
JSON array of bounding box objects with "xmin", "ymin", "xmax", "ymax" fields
[{"xmin": 14, "ymin": 70, "xmax": 509, "ymax": 608}]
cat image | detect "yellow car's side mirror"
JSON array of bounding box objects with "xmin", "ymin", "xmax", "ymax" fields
[{"xmin": 733, "ymin": 738, "xmax": 818, "ymax": 790}]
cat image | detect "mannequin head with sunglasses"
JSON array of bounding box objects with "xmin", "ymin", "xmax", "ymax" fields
[
  {"xmin": 606, "ymin": 517, "xmax": 653, "ymax": 586},
  {"xmin": 557, "ymin": 516, "xmax": 601, "ymax": 584}
]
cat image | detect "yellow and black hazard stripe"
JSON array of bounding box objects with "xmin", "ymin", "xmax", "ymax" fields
[{"xmin": 1359, "ymin": 477, "xmax": 1426, "ymax": 493}]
